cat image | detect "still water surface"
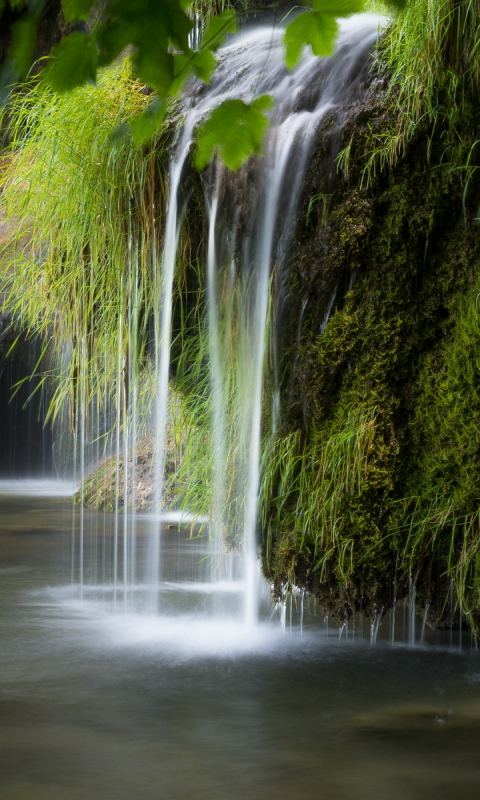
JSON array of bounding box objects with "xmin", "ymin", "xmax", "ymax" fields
[{"xmin": 1, "ymin": 487, "xmax": 480, "ymax": 800}]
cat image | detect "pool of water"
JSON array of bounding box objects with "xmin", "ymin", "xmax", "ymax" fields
[{"xmin": 1, "ymin": 488, "xmax": 480, "ymax": 800}]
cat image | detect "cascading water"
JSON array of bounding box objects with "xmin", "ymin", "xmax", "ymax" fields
[{"xmin": 70, "ymin": 13, "xmax": 384, "ymax": 632}]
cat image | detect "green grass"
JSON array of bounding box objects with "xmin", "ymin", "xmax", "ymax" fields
[
  {"xmin": 0, "ymin": 62, "xmax": 179, "ymax": 442},
  {"xmin": 380, "ymin": 0, "xmax": 479, "ymax": 170},
  {"xmin": 261, "ymin": 406, "xmax": 378, "ymax": 589},
  {"xmin": 336, "ymin": 0, "xmax": 480, "ymax": 186}
]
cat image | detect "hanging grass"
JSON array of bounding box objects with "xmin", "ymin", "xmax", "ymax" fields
[
  {"xmin": 0, "ymin": 61, "xmax": 180, "ymax": 442},
  {"xmin": 335, "ymin": 0, "xmax": 480, "ymax": 185},
  {"xmin": 261, "ymin": 406, "xmax": 378, "ymax": 593}
]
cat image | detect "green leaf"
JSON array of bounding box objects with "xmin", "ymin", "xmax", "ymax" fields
[
  {"xmin": 284, "ymin": 1, "xmax": 370, "ymax": 70},
  {"xmin": 7, "ymin": 13, "xmax": 38, "ymax": 77},
  {"xmin": 190, "ymin": 48, "xmax": 217, "ymax": 82},
  {"xmin": 97, "ymin": 0, "xmax": 193, "ymax": 68},
  {"xmin": 129, "ymin": 96, "xmax": 167, "ymax": 144},
  {"xmin": 46, "ymin": 32, "xmax": 98, "ymax": 92},
  {"xmin": 62, "ymin": 0, "xmax": 95, "ymax": 22},
  {"xmin": 195, "ymin": 95, "xmax": 273, "ymax": 172},
  {"xmin": 171, "ymin": 47, "xmax": 217, "ymax": 94},
  {"xmin": 96, "ymin": 0, "xmax": 193, "ymax": 94},
  {"xmin": 201, "ymin": 10, "xmax": 236, "ymax": 52},
  {"xmin": 284, "ymin": 11, "xmax": 339, "ymax": 70},
  {"xmin": 134, "ymin": 47, "xmax": 174, "ymax": 95},
  {"xmin": 169, "ymin": 10, "xmax": 236, "ymax": 95}
]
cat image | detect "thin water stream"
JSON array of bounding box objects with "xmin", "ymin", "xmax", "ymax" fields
[{"xmin": 1, "ymin": 487, "xmax": 480, "ymax": 799}]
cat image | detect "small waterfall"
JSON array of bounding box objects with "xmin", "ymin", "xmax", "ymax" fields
[
  {"xmin": 62, "ymin": 13, "xmax": 384, "ymax": 630},
  {"xmin": 143, "ymin": 14, "xmax": 384, "ymax": 625},
  {"xmin": 408, "ymin": 575, "xmax": 416, "ymax": 646}
]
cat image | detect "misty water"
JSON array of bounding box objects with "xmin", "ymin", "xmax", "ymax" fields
[{"xmin": 1, "ymin": 486, "xmax": 480, "ymax": 800}]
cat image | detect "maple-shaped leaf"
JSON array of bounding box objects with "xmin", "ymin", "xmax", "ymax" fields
[
  {"xmin": 46, "ymin": 32, "xmax": 98, "ymax": 92},
  {"xmin": 284, "ymin": 0, "xmax": 366, "ymax": 70},
  {"xmin": 195, "ymin": 95, "xmax": 273, "ymax": 172},
  {"xmin": 97, "ymin": 0, "xmax": 193, "ymax": 67},
  {"xmin": 285, "ymin": 12, "xmax": 339, "ymax": 69}
]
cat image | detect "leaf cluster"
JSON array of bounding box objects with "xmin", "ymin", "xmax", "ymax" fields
[{"xmin": 1, "ymin": 0, "xmax": 405, "ymax": 170}]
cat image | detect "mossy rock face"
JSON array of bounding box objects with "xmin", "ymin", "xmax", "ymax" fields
[{"xmin": 262, "ymin": 58, "xmax": 480, "ymax": 630}]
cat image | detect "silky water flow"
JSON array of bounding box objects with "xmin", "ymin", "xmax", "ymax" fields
[{"xmin": 62, "ymin": 14, "xmax": 388, "ymax": 641}]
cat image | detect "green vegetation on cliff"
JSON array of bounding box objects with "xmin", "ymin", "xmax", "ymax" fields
[{"xmin": 261, "ymin": 0, "xmax": 480, "ymax": 629}]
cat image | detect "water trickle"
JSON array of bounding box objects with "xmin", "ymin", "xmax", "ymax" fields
[
  {"xmin": 408, "ymin": 575, "xmax": 417, "ymax": 646},
  {"xmin": 420, "ymin": 603, "xmax": 430, "ymax": 645},
  {"xmin": 320, "ymin": 284, "xmax": 338, "ymax": 334},
  {"xmin": 157, "ymin": 14, "xmax": 383, "ymax": 627},
  {"xmin": 370, "ymin": 609, "xmax": 383, "ymax": 645}
]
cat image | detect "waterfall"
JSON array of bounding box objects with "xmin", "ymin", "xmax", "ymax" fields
[
  {"xmin": 64, "ymin": 13, "xmax": 383, "ymax": 628},
  {"xmin": 146, "ymin": 13, "xmax": 383, "ymax": 623}
]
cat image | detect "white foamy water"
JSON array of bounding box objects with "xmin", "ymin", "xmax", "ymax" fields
[{"xmin": 0, "ymin": 479, "xmax": 76, "ymax": 496}]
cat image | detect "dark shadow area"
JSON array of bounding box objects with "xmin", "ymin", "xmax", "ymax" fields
[{"xmin": 0, "ymin": 317, "xmax": 54, "ymax": 477}]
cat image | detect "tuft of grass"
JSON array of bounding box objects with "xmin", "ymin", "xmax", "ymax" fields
[
  {"xmin": 374, "ymin": 0, "xmax": 480, "ymax": 177},
  {"xmin": 336, "ymin": 0, "xmax": 480, "ymax": 186},
  {"xmin": 0, "ymin": 62, "xmax": 180, "ymax": 453},
  {"xmin": 261, "ymin": 406, "xmax": 377, "ymax": 589}
]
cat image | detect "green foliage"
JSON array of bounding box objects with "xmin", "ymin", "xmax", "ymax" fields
[
  {"xmin": 0, "ymin": 63, "xmax": 175, "ymax": 432},
  {"xmin": 62, "ymin": 0, "xmax": 95, "ymax": 22},
  {"xmin": 7, "ymin": 12, "xmax": 39, "ymax": 76},
  {"xmin": 166, "ymin": 315, "xmax": 214, "ymax": 518},
  {"xmin": 46, "ymin": 32, "xmax": 98, "ymax": 92},
  {"xmin": 0, "ymin": 1, "xmax": 48, "ymax": 102},
  {"xmin": 195, "ymin": 95, "xmax": 273, "ymax": 171},
  {"xmin": 284, "ymin": 0, "xmax": 364, "ymax": 70},
  {"xmin": 262, "ymin": 407, "xmax": 378, "ymax": 587},
  {"xmin": 263, "ymin": 33, "xmax": 480, "ymax": 625},
  {"xmin": 201, "ymin": 8, "xmax": 237, "ymax": 51},
  {"xmin": 284, "ymin": 12, "xmax": 339, "ymax": 69},
  {"xmin": 361, "ymin": 0, "xmax": 480, "ymax": 178},
  {"xmin": 129, "ymin": 97, "xmax": 167, "ymax": 144},
  {"xmin": 169, "ymin": 10, "xmax": 237, "ymax": 94},
  {"xmin": 1, "ymin": 0, "xmax": 406, "ymax": 169},
  {"xmin": 4, "ymin": 0, "xmax": 477, "ymax": 628},
  {"xmin": 396, "ymin": 282, "xmax": 480, "ymax": 627}
]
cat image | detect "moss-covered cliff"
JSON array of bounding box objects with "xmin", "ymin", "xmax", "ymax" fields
[{"xmin": 262, "ymin": 10, "xmax": 480, "ymax": 630}]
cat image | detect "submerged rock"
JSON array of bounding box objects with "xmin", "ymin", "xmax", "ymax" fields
[{"xmin": 76, "ymin": 431, "xmax": 173, "ymax": 513}]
